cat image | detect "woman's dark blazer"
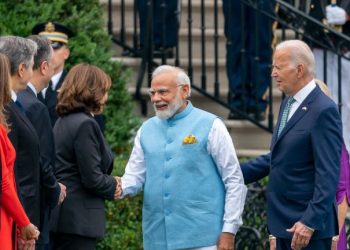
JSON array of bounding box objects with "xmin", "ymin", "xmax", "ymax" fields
[{"xmin": 50, "ymin": 111, "xmax": 116, "ymax": 238}]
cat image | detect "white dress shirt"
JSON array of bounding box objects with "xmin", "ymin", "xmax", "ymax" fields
[
  {"xmin": 41, "ymin": 70, "xmax": 63, "ymax": 98},
  {"xmin": 122, "ymin": 118, "xmax": 247, "ymax": 239},
  {"xmin": 11, "ymin": 90, "xmax": 17, "ymax": 102},
  {"xmin": 288, "ymin": 79, "xmax": 316, "ymax": 121},
  {"xmin": 27, "ymin": 82, "xmax": 38, "ymax": 97}
]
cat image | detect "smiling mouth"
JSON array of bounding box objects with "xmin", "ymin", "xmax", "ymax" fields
[{"xmin": 154, "ymin": 103, "xmax": 168, "ymax": 110}]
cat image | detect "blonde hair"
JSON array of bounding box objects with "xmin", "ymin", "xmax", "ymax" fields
[{"xmin": 315, "ymin": 79, "xmax": 332, "ymax": 97}]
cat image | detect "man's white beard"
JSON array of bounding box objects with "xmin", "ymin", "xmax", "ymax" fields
[{"xmin": 154, "ymin": 93, "xmax": 184, "ymax": 120}]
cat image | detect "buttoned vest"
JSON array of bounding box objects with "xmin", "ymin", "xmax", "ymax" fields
[{"xmin": 140, "ymin": 103, "xmax": 225, "ymax": 250}]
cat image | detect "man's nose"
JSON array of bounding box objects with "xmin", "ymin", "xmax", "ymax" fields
[
  {"xmin": 271, "ymin": 70, "xmax": 277, "ymax": 77},
  {"xmin": 151, "ymin": 93, "xmax": 161, "ymax": 102}
]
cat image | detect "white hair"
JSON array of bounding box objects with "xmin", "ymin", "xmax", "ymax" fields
[
  {"xmin": 276, "ymin": 40, "xmax": 315, "ymax": 77},
  {"xmin": 152, "ymin": 65, "xmax": 192, "ymax": 97}
]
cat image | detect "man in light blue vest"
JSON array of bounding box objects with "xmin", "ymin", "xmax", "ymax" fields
[{"xmin": 118, "ymin": 65, "xmax": 247, "ymax": 250}]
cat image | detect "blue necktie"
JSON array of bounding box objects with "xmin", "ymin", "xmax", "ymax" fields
[{"xmin": 277, "ymin": 97, "xmax": 296, "ymax": 137}]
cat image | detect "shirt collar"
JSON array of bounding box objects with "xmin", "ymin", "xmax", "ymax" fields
[
  {"xmin": 11, "ymin": 90, "xmax": 17, "ymax": 102},
  {"xmin": 167, "ymin": 101, "xmax": 193, "ymax": 122},
  {"xmin": 27, "ymin": 82, "xmax": 38, "ymax": 97},
  {"xmin": 51, "ymin": 71, "xmax": 63, "ymax": 90},
  {"xmin": 292, "ymin": 79, "xmax": 316, "ymax": 104}
]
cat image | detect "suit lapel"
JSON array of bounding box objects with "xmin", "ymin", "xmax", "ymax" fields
[
  {"xmin": 47, "ymin": 70, "xmax": 66, "ymax": 108},
  {"xmin": 9, "ymin": 101, "xmax": 38, "ymax": 137},
  {"xmin": 272, "ymin": 86, "xmax": 321, "ymax": 150},
  {"xmin": 25, "ymin": 86, "xmax": 36, "ymax": 97}
]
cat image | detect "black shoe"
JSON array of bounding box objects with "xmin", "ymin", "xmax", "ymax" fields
[
  {"xmin": 228, "ymin": 112, "xmax": 245, "ymax": 120},
  {"xmin": 248, "ymin": 111, "xmax": 266, "ymax": 121},
  {"xmin": 153, "ymin": 47, "xmax": 174, "ymax": 58}
]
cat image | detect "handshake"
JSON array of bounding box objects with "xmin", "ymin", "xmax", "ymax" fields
[
  {"xmin": 326, "ymin": 4, "xmax": 347, "ymax": 26},
  {"xmin": 114, "ymin": 176, "xmax": 123, "ymax": 200}
]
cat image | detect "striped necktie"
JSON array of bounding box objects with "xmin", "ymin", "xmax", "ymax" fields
[{"xmin": 277, "ymin": 97, "xmax": 296, "ymax": 137}]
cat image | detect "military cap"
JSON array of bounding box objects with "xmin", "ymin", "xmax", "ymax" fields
[{"xmin": 32, "ymin": 22, "xmax": 74, "ymax": 49}]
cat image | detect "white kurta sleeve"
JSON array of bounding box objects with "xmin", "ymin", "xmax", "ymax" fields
[
  {"xmin": 121, "ymin": 128, "xmax": 146, "ymax": 196},
  {"xmin": 207, "ymin": 118, "xmax": 247, "ymax": 234}
]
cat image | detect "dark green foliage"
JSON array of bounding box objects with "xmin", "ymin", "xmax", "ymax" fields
[
  {"xmin": 98, "ymin": 155, "xmax": 143, "ymax": 250},
  {"xmin": 0, "ymin": 0, "xmax": 139, "ymax": 151},
  {"xmin": 0, "ymin": 0, "xmax": 142, "ymax": 248}
]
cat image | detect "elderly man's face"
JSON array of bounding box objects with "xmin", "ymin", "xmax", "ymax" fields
[
  {"xmin": 271, "ymin": 48, "xmax": 299, "ymax": 96},
  {"xmin": 149, "ymin": 72, "xmax": 188, "ymax": 119}
]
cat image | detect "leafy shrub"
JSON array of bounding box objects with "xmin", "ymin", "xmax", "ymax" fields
[
  {"xmin": 0, "ymin": 0, "xmax": 141, "ymax": 248},
  {"xmin": 98, "ymin": 154, "xmax": 143, "ymax": 250},
  {"xmin": 0, "ymin": 0, "xmax": 139, "ymax": 151}
]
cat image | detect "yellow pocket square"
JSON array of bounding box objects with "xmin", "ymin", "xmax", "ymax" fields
[{"xmin": 182, "ymin": 134, "xmax": 197, "ymax": 144}]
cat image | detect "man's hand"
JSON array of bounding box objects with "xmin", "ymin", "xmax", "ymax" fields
[
  {"xmin": 217, "ymin": 232, "xmax": 235, "ymax": 250},
  {"xmin": 114, "ymin": 176, "xmax": 123, "ymax": 200},
  {"xmin": 331, "ymin": 236, "xmax": 339, "ymax": 250},
  {"xmin": 17, "ymin": 238, "xmax": 35, "ymax": 250},
  {"xmin": 286, "ymin": 221, "xmax": 314, "ymax": 249},
  {"xmin": 326, "ymin": 5, "xmax": 347, "ymax": 25},
  {"xmin": 269, "ymin": 236, "xmax": 276, "ymax": 250},
  {"xmin": 58, "ymin": 182, "xmax": 67, "ymax": 204}
]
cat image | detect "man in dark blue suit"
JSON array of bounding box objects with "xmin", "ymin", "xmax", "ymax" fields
[
  {"xmin": 241, "ymin": 40, "xmax": 343, "ymax": 250},
  {"xmin": 17, "ymin": 35, "xmax": 67, "ymax": 250}
]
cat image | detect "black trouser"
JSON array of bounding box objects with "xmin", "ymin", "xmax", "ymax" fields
[{"xmin": 51, "ymin": 232, "xmax": 97, "ymax": 250}]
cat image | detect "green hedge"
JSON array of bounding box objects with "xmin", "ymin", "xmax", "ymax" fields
[
  {"xmin": 0, "ymin": 0, "xmax": 139, "ymax": 151},
  {"xmin": 98, "ymin": 154, "xmax": 143, "ymax": 250},
  {"xmin": 0, "ymin": 0, "xmax": 142, "ymax": 248}
]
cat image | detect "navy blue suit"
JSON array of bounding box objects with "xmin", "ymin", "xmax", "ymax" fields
[
  {"xmin": 5, "ymin": 100, "xmax": 41, "ymax": 226},
  {"xmin": 17, "ymin": 87, "xmax": 61, "ymax": 247},
  {"xmin": 241, "ymin": 85, "xmax": 342, "ymax": 241},
  {"xmin": 38, "ymin": 71, "xmax": 67, "ymax": 127}
]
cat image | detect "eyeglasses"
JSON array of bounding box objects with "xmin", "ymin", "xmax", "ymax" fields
[{"xmin": 148, "ymin": 84, "xmax": 184, "ymax": 97}]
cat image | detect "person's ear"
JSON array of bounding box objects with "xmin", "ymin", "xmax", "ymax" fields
[
  {"xmin": 40, "ymin": 61, "xmax": 48, "ymax": 75},
  {"xmin": 63, "ymin": 47, "xmax": 70, "ymax": 60},
  {"xmin": 18, "ymin": 63, "xmax": 26, "ymax": 78},
  {"xmin": 182, "ymin": 84, "xmax": 189, "ymax": 98},
  {"xmin": 296, "ymin": 64, "xmax": 305, "ymax": 78}
]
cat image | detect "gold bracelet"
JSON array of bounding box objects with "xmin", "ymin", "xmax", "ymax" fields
[
  {"xmin": 332, "ymin": 235, "xmax": 339, "ymax": 242},
  {"xmin": 269, "ymin": 234, "xmax": 277, "ymax": 240}
]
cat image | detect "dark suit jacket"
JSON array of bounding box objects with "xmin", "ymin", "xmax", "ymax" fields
[
  {"xmin": 50, "ymin": 112, "xmax": 116, "ymax": 238},
  {"xmin": 241, "ymin": 85, "xmax": 342, "ymax": 239},
  {"xmin": 17, "ymin": 87, "xmax": 60, "ymax": 207},
  {"xmin": 5, "ymin": 100, "xmax": 41, "ymax": 226},
  {"xmin": 44, "ymin": 70, "xmax": 67, "ymax": 127}
]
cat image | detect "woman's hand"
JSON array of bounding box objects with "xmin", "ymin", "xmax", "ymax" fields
[{"xmin": 20, "ymin": 223, "xmax": 40, "ymax": 240}]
